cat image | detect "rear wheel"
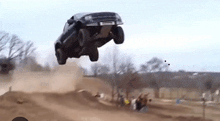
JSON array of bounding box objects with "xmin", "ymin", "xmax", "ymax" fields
[
  {"xmin": 78, "ymin": 29, "xmax": 90, "ymax": 47},
  {"xmin": 89, "ymin": 47, "xmax": 99, "ymax": 62},
  {"xmin": 56, "ymin": 48, "xmax": 67, "ymax": 65},
  {"xmin": 112, "ymin": 26, "xmax": 124, "ymax": 44}
]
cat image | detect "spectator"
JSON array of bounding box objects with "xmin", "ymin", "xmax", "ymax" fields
[
  {"xmin": 143, "ymin": 93, "xmax": 150, "ymax": 106},
  {"xmin": 140, "ymin": 94, "xmax": 150, "ymax": 113},
  {"xmin": 119, "ymin": 95, "xmax": 125, "ymax": 107},
  {"xmin": 124, "ymin": 98, "xmax": 130, "ymax": 105},
  {"xmin": 136, "ymin": 95, "xmax": 143, "ymax": 111},
  {"xmin": 130, "ymin": 96, "xmax": 137, "ymax": 110},
  {"xmin": 100, "ymin": 93, "xmax": 104, "ymax": 99}
]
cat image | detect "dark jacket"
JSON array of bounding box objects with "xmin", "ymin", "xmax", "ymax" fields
[{"xmin": 136, "ymin": 99, "xmax": 142, "ymax": 110}]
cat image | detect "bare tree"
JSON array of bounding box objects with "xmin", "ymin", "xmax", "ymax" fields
[
  {"xmin": 140, "ymin": 57, "xmax": 169, "ymax": 72},
  {"xmin": 111, "ymin": 45, "xmax": 121, "ymax": 102},
  {"xmin": 0, "ymin": 32, "xmax": 39, "ymax": 73},
  {"xmin": 102, "ymin": 45, "xmax": 120, "ymax": 101},
  {"xmin": 140, "ymin": 57, "xmax": 170, "ymax": 98},
  {"xmin": 91, "ymin": 63, "xmax": 101, "ymax": 77},
  {"xmin": 23, "ymin": 41, "xmax": 36, "ymax": 59},
  {"xmin": 140, "ymin": 64, "xmax": 148, "ymax": 73},
  {"xmin": 0, "ymin": 31, "xmax": 9, "ymax": 53},
  {"xmin": 20, "ymin": 41, "xmax": 36, "ymax": 66},
  {"xmin": 7, "ymin": 34, "xmax": 24, "ymax": 61},
  {"xmin": 100, "ymin": 46, "xmax": 136, "ymax": 102},
  {"xmin": 118, "ymin": 56, "xmax": 135, "ymax": 74},
  {"xmin": 99, "ymin": 64, "xmax": 110, "ymax": 75},
  {"xmin": 116, "ymin": 56, "xmax": 142, "ymax": 99},
  {"xmin": 119, "ymin": 72, "xmax": 143, "ymax": 99}
]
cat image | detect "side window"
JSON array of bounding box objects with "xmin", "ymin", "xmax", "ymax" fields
[
  {"xmin": 63, "ymin": 16, "xmax": 76, "ymax": 32},
  {"xmin": 71, "ymin": 16, "xmax": 74, "ymax": 20},
  {"xmin": 63, "ymin": 23, "xmax": 69, "ymax": 32}
]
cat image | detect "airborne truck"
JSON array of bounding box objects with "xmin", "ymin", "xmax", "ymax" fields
[{"xmin": 54, "ymin": 12, "xmax": 125, "ymax": 65}]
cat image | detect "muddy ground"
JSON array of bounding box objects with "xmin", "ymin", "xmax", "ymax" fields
[{"xmin": 0, "ymin": 62, "xmax": 218, "ymax": 121}]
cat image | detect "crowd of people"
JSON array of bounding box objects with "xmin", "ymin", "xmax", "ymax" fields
[
  {"xmin": 94, "ymin": 92, "xmax": 152, "ymax": 113},
  {"xmin": 119, "ymin": 93, "xmax": 152, "ymax": 113}
]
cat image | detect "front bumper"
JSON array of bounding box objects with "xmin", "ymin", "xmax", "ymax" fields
[{"xmin": 86, "ymin": 21, "xmax": 123, "ymax": 26}]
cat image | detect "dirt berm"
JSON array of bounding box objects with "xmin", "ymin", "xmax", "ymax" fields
[{"xmin": 0, "ymin": 90, "xmax": 214, "ymax": 121}]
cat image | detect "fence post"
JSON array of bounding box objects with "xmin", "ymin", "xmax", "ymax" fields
[
  {"xmin": 9, "ymin": 86, "xmax": 12, "ymax": 92},
  {"xmin": 202, "ymin": 98, "xmax": 206, "ymax": 120}
]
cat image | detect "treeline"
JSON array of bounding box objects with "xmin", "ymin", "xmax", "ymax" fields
[
  {"xmin": 87, "ymin": 46, "xmax": 220, "ymax": 101},
  {"xmin": 85, "ymin": 45, "xmax": 171, "ymax": 100},
  {"xmin": 0, "ymin": 31, "xmax": 51, "ymax": 74}
]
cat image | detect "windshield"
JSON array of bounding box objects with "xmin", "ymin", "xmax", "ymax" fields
[{"xmin": 74, "ymin": 12, "xmax": 91, "ymax": 20}]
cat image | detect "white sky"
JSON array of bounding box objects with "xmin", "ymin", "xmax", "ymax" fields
[{"xmin": 0, "ymin": 0, "xmax": 220, "ymax": 72}]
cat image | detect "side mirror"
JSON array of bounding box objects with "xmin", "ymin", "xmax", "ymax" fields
[{"xmin": 67, "ymin": 19, "xmax": 75, "ymax": 24}]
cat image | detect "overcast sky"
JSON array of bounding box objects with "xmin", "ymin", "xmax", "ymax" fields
[{"xmin": 0, "ymin": 0, "xmax": 220, "ymax": 72}]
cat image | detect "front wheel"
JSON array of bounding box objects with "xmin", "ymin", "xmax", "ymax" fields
[
  {"xmin": 78, "ymin": 29, "xmax": 90, "ymax": 47},
  {"xmin": 56, "ymin": 48, "xmax": 67, "ymax": 65},
  {"xmin": 89, "ymin": 47, "xmax": 99, "ymax": 62},
  {"xmin": 112, "ymin": 26, "xmax": 124, "ymax": 44}
]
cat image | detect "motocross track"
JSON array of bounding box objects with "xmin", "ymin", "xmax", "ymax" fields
[{"xmin": 0, "ymin": 62, "xmax": 217, "ymax": 121}]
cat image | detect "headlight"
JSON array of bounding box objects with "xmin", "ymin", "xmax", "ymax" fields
[
  {"xmin": 85, "ymin": 15, "xmax": 93, "ymax": 21},
  {"xmin": 115, "ymin": 13, "xmax": 121, "ymax": 20},
  {"xmin": 87, "ymin": 23, "xmax": 98, "ymax": 26}
]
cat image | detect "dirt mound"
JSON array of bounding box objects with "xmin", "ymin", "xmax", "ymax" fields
[
  {"xmin": 174, "ymin": 116, "xmax": 213, "ymax": 121},
  {"xmin": 77, "ymin": 90, "xmax": 98, "ymax": 102},
  {"xmin": 57, "ymin": 90, "xmax": 114, "ymax": 110},
  {"xmin": 0, "ymin": 91, "xmax": 72, "ymax": 121},
  {"xmin": 0, "ymin": 90, "xmax": 114, "ymax": 121},
  {"xmin": 29, "ymin": 89, "xmax": 113, "ymax": 111},
  {"xmin": 0, "ymin": 86, "xmax": 218, "ymax": 121},
  {"xmin": 0, "ymin": 91, "xmax": 34, "ymax": 107},
  {"xmin": 75, "ymin": 77, "xmax": 112, "ymax": 96}
]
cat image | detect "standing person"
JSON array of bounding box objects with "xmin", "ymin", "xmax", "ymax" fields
[
  {"xmin": 143, "ymin": 93, "xmax": 150, "ymax": 106},
  {"xmin": 130, "ymin": 96, "xmax": 137, "ymax": 110},
  {"xmin": 100, "ymin": 93, "xmax": 105, "ymax": 99},
  {"xmin": 140, "ymin": 93, "xmax": 150, "ymax": 113},
  {"xmin": 136, "ymin": 95, "xmax": 143, "ymax": 111},
  {"xmin": 119, "ymin": 95, "xmax": 125, "ymax": 107},
  {"xmin": 124, "ymin": 98, "xmax": 130, "ymax": 106}
]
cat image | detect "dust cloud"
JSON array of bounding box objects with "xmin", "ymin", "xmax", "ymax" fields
[{"xmin": 0, "ymin": 61, "xmax": 83, "ymax": 94}]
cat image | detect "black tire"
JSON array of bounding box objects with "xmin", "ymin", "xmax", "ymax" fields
[
  {"xmin": 89, "ymin": 47, "xmax": 99, "ymax": 62},
  {"xmin": 56, "ymin": 48, "xmax": 67, "ymax": 65},
  {"xmin": 78, "ymin": 29, "xmax": 90, "ymax": 47},
  {"xmin": 12, "ymin": 117, "xmax": 28, "ymax": 121},
  {"xmin": 113, "ymin": 26, "xmax": 124, "ymax": 44}
]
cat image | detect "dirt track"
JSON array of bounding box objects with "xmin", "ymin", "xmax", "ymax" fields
[
  {"xmin": 0, "ymin": 90, "xmax": 216, "ymax": 121},
  {"xmin": 0, "ymin": 62, "xmax": 217, "ymax": 121}
]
